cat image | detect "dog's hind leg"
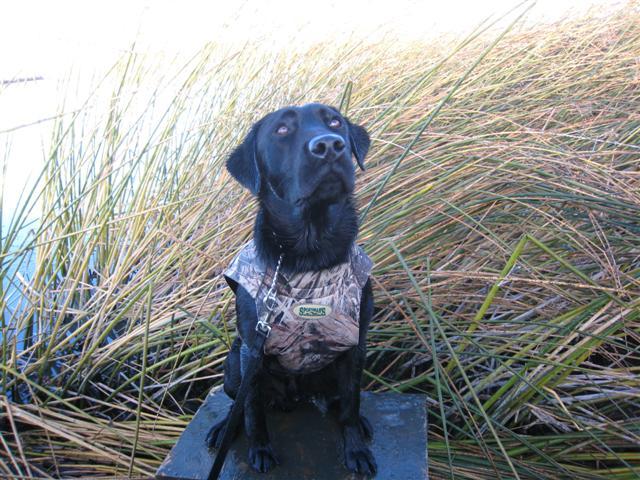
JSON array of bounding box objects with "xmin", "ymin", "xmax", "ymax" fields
[
  {"xmin": 358, "ymin": 413, "xmax": 374, "ymax": 440},
  {"xmin": 206, "ymin": 405, "xmax": 242, "ymax": 449},
  {"xmin": 206, "ymin": 337, "xmax": 243, "ymax": 449}
]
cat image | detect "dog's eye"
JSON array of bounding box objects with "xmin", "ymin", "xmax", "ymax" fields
[
  {"xmin": 328, "ymin": 118, "xmax": 341, "ymax": 128},
  {"xmin": 276, "ymin": 125, "xmax": 289, "ymax": 135}
]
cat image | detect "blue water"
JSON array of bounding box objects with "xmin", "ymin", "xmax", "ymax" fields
[
  {"xmin": 1, "ymin": 78, "xmax": 51, "ymax": 347},
  {"xmin": 1, "ymin": 210, "xmax": 39, "ymax": 347}
]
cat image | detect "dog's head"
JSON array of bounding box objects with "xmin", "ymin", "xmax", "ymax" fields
[{"xmin": 226, "ymin": 103, "xmax": 370, "ymax": 207}]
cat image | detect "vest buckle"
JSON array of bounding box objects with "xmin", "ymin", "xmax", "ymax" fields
[
  {"xmin": 256, "ymin": 319, "xmax": 272, "ymax": 337},
  {"xmin": 264, "ymin": 291, "xmax": 278, "ymax": 311}
]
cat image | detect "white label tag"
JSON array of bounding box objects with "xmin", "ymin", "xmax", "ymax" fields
[{"xmin": 293, "ymin": 304, "xmax": 332, "ymax": 318}]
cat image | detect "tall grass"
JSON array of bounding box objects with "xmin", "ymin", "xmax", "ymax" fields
[{"xmin": 1, "ymin": 5, "xmax": 639, "ymax": 479}]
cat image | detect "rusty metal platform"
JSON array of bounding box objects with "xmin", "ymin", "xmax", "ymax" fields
[{"xmin": 156, "ymin": 389, "xmax": 428, "ymax": 479}]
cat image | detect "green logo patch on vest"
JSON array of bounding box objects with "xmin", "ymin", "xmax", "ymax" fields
[{"xmin": 293, "ymin": 304, "xmax": 332, "ymax": 318}]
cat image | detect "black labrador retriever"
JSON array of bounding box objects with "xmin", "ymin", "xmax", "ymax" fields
[{"xmin": 207, "ymin": 103, "xmax": 376, "ymax": 476}]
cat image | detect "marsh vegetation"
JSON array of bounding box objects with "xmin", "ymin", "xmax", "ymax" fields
[{"xmin": 1, "ymin": 5, "xmax": 639, "ymax": 479}]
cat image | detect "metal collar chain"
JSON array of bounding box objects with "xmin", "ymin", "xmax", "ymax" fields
[{"xmin": 256, "ymin": 245, "xmax": 284, "ymax": 337}]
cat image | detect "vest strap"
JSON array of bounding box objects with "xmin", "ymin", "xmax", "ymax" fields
[{"xmin": 208, "ymin": 326, "xmax": 268, "ymax": 479}]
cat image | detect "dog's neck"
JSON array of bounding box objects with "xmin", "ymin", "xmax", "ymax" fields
[{"xmin": 253, "ymin": 193, "xmax": 358, "ymax": 274}]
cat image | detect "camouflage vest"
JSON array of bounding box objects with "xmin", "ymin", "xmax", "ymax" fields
[{"xmin": 224, "ymin": 240, "xmax": 373, "ymax": 374}]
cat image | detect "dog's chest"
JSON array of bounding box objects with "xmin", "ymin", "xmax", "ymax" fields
[{"xmin": 225, "ymin": 240, "xmax": 372, "ymax": 374}]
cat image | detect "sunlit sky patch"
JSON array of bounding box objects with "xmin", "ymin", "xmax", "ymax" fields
[
  {"xmin": 0, "ymin": 0, "xmax": 628, "ymax": 210},
  {"xmin": 2, "ymin": 0, "xmax": 625, "ymax": 80}
]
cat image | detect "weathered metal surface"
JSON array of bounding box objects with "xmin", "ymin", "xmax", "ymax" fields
[{"xmin": 156, "ymin": 389, "xmax": 428, "ymax": 480}]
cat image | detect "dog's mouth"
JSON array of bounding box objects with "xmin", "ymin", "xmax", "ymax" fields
[
  {"xmin": 301, "ymin": 171, "xmax": 347, "ymax": 204},
  {"xmin": 321, "ymin": 172, "xmax": 343, "ymax": 187}
]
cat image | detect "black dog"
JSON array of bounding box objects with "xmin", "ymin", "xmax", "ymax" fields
[{"xmin": 207, "ymin": 103, "xmax": 376, "ymax": 476}]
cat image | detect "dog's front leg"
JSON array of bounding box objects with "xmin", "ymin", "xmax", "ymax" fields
[
  {"xmin": 234, "ymin": 286, "xmax": 279, "ymax": 473},
  {"xmin": 337, "ymin": 279, "xmax": 376, "ymax": 476},
  {"xmin": 336, "ymin": 346, "xmax": 377, "ymax": 476},
  {"xmin": 243, "ymin": 358, "xmax": 278, "ymax": 473}
]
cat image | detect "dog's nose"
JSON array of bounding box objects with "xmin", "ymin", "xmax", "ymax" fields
[{"xmin": 308, "ymin": 134, "xmax": 345, "ymax": 159}]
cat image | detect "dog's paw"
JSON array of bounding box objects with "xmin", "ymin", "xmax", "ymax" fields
[
  {"xmin": 205, "ymin": 419, "xmax": 227, "ymax": 450},
  {"xmin": 248, "ymin": 444, "xmax": 279, "ymax": 473},
  {"xmin": 359, "ymin": 414, "xmax": 374, "ymax": 441},
  {"xmin": 344, "ymin": 444, "xmax": 377, "ymax": 476}
]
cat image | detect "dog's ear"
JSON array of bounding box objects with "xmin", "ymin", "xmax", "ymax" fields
[
  {"xmin": 226, "ymin": 121, "xmax": 262, "ymax": 195},
  {"xmin": 345, "ymin": 118, "xmax": 370, "ymax": 171}
]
